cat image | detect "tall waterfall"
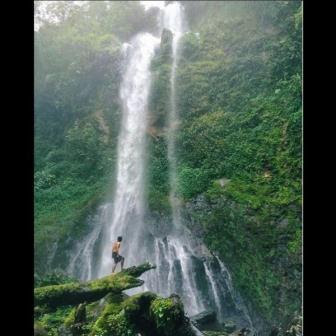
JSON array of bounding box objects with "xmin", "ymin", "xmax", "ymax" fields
[
  {"xmin": 164, "ymin": 2, "xmax": 185, "ymax": 230},
  {"xmin": 67, "ymin": 1, "xmax": 253, "ymax": 330},
  {"xmin": 97, "ymin": 32, "xmax": 160, "ymax": 277}
]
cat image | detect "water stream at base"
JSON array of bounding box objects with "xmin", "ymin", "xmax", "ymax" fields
[{"xmin": 66, "ymin": 2, "xmax": 254, "ymax": 331}]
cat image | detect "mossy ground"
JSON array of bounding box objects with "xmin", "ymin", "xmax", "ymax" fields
[{"xmin": 34, "ymin": 264, "xmax": 196, "ymax": 336}]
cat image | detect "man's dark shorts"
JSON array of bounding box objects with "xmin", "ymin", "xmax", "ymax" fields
[{"xmin": 112, "ymin": 252, "xmax": 123, "ymax": 264}]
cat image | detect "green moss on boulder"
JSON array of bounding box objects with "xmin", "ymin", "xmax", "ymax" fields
[
  {"xmin": 34, "ymin": 263, "xmax": 197, "ymax": 336},
  {"xmin": 34, "ymin": 263, "xmax": 155, "ymax": 309},
  {"xmin": 150, "ymin": 295, "xmax": 195, "ymax": 336}
]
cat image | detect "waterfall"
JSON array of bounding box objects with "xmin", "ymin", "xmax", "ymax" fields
[
  {"xmin": 98, "ymin": 32, "xmax": 160, "ymax": 277},
  {"xmin": 163, "ymin": 1, "xmax": 185, "ymax": 230},
  {"xmin": 67, "ymin": 204, "xmax": 109, "ymax": 280},
  {"xmin": 66, "ymin": 1, "xmax": 254, "ymax": 330}
]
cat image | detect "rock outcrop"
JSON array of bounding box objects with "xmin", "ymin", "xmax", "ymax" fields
[
  {"xmin": 34, "ymin": 262, "xmax": 155, "ymax": 309},
  {"xmin": 34, "ymin": 263, "xmax": 198, "ymax": 336},
  {"xmin": 190, "ymin": 309, "xmax": 217, "ymax": 328}
]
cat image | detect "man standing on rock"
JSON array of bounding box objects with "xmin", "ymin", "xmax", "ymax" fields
[{"xmin": 112, "ymin": 236, "xmax": 125, "ymax": 274}]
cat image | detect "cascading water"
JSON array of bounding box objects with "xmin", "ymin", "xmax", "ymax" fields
[
  {"xmin": 97, "ymin": 32, "xmax": 160, "ymax": 277},
  {"xmin": 163, "ymin": 1, "xmax": 185, "ymax": 230},
  {"xmin": 67, "ymin": 1, "xmax": 254, "ymax": 331}
]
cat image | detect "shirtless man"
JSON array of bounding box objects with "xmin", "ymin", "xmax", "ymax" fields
[{"xmin": 112, "ymin": 236, "xmax": 125, "ymax": 273}]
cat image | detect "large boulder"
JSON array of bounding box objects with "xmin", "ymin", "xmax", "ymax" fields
[
  {"xmin": 229, "ymin": 327, "xmax": 251, "ymax": 336},
  {"xmin": 190, "ymin": 309, "xmax": 217, "ymax": 328},
  {"xmin": 223, "ymin": 320, "xmax": 237, "ymax": 333},
  {"xmin": 203, "ymin": 332, "xmax": 229, "ymax": 336}
]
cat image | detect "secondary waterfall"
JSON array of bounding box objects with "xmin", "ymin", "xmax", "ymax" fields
[
  {"xmin": 164, "ymin": 1, "xmax": 185, "ymax": 230},
  {"xmin": 67, "ymin": 1, "xmax": 253, "ymax": 330}
]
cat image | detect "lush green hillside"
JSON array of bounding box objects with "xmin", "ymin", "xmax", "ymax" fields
[
  {"xmin": 34, "ymin": 1, "xmax": 158, "ymax": 272},
  {"xmin": 148, "ymin": 0, "xmax": 302, "ymax": 327},
  {"xmin": 34, "ymin": 0, "xmax": 302, "ymax": 332}
]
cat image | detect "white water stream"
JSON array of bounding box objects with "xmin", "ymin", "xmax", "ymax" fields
[{"xmin": 66, "ymin": 1, "xmax": 253, "ymax": 329}]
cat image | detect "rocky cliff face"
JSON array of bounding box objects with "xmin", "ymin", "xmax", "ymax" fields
[{"xmin": 180, "ymin": 192, "xmax": 301, "ymax": 334}]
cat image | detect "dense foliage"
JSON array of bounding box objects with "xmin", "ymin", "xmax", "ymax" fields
[
  {"xmin": 34, "ymin": 1, "xmax": 157, "ymax": 272},
  {"xmin": 181, "ymin": 1, "xmax": 302, "ymax": 326},
  {"xmin": 34, "ymin": 0, "xmax": 302, "ymax": 331},
  {"xmin": 149, "ymin": 0, "xmax": 302, "ymax": 326}
]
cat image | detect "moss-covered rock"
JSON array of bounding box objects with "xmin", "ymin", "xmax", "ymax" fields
[
  {"xmin": 91, "ymin": 292, "xmax": 197, "ymax": 336},
  {"xmin": 159, "ymin": 28, "xmax": 173, "ymax": 64},
  {"xmin": 203, "ymin": 332, "xmax": 229, "ymax": 336},
  {"xmin": 34, "ymin": 263, "xmax": 155, "ymax": 309},
  {"xmin": 150, "ymin": 295, "xmax": 195, "ymax": 336},
  {"xmin": 122, "ymin": 292, "xmax": 158, "ymax": 334},
  {"xmin": 63, "ymin": 303, "xmax": 87, "ymax": 335},
  {"xmin": 90, "ymin": 305, "xmax": 136, "ymax": 336},
  {"xmin": 34, "ymin": 264, "xmax": 198, "ymax": 336},
  {"xmin": 91, "ymin": 292, "xmax": 156, "ymax": 336},
  {"xmin": 121, "ymin": 262, "xmax": 156, "ymax": 278},
  {"xmin": 36, "ymin": 306, "xmax": 74, "ymax": 336}
]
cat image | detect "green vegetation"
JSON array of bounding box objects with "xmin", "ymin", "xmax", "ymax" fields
[
  {"xmin": 147, "ymin": 28, "xmax": 173, "ymax": 214},
  {"xmin": 34, "ymin": 264, "xmax": 155, "ymax": 309},
  {"xmin": 147, "ymin": 0, "xmax": 302, "ymax": 325},
  {"xmin": 34, "ymin": 264, "xmax": 195, "ymax": 336},
  {"xmin": 34, "ymin": 1, "xmax": 157, "ymax": 273},
  {"xmin": 35, "ymin": 0, "xmax": 302, "ymax": 331},
  {"xmin": 35, "ymin": 306, "xmax": 74, "ymax": 335},
  {"xmin": 176, "ymin": 1, "xmax": 302, "ymax": 325},
  {"xmin": 34, "ymin": 269, "xmax": 77, "ymax": 287}
]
